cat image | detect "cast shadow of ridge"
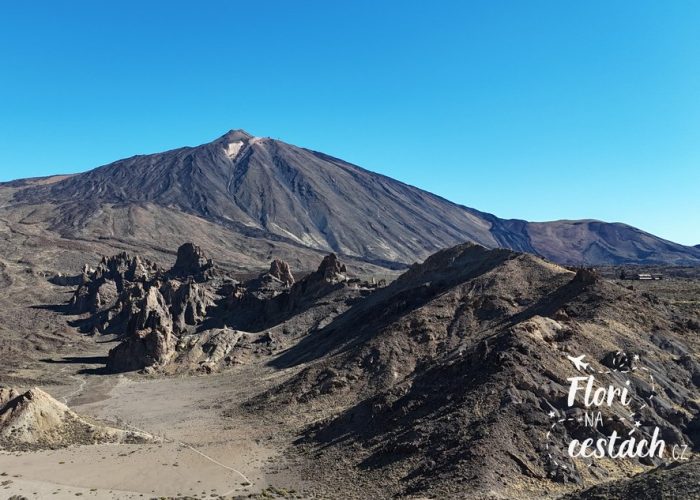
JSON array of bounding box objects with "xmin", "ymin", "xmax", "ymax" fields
[
  {"xmin": 39, "ymin": 356, "xmax": 109, "ymax": 364},
  {"xmin": 39, "ymin": 356, "xmax": 111, "ymax": 375},
  {"xmin": 30, "ymin": 303, "xmax": 72, "ymax": 314}
]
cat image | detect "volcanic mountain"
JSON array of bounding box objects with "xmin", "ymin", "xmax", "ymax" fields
[{"xmin": 3, "ymin": 129, "xmax": 699, "ymax": 268}]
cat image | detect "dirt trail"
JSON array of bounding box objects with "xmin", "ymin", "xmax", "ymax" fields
[
  {"xmin": 122, "ymin": 420, "xmax": 252, "ymax": 485},
  {"xmin": 58, "ymin": 369, "xmax": 87, "ymax": 405}
]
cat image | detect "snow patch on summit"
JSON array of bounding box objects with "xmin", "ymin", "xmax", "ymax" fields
[{"xmin": 224, "ymin": 141, "xmax": 245, "ymax": 159}]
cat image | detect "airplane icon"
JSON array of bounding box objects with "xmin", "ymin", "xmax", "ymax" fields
[{"xmin": 567, "ymin": 354, "xmax": 590, "ymax": 372}]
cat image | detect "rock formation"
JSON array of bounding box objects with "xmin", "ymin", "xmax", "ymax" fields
[
  {"xmin": 69, "ymin": 246, "xmax": 380, "ymax": 373},
  {"xmin": 224, "ymin": 253, "xmax": 358, "ymax": 336},
  {"xmin": 169, "ymin": 242, "xmax": 214, "ymax": 281},
  {"xmin": 70, "ymin": 251, "xmax": 160, "ymax": 316},
  {"xmin": 65, "ymin": 243, "xmax": 219, "ymax": 371},
  {"xmin": 241, "ymin": 259, "xmax": 297, "ymax": 301},
  {"xmin": 572, "ymin": 266, "xmax": 598, "ymax": 285},
  {"xmin": 107, "ymin": 278, "xmax": 217, "ymax": 372},
  {"xmin": 268, "ymin": 259, "xmax": 295, "ymax": 286},
  {"xmin": 314, "ymin": 253, "xmax": 347, "ymax": 283}
]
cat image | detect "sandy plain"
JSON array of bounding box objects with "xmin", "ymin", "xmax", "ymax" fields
[{"xmin": 0, "ymin": 349, "xmax": 311, "ymax": 500}]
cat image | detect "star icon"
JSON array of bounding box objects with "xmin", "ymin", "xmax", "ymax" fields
[
  {"xmin": 548, "ymin": 411, "xmax": 557, "ymax": 418},
  {"xmin": 634, "ymin": 421, "xmax": 642, "ymax": 428},
  {"xmin": 633, "ymin": 354, "xmax": 640, "ymax": 361}
]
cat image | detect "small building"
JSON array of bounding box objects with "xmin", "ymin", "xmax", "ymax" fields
[{"xmin": 636, "ymin": 273, "xmax": 663, "ymax": 280}]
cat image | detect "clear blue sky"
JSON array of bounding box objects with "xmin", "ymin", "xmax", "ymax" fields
[{"xmin": 1, "ymin": 1, "xmax": 698, "ymax": 245}]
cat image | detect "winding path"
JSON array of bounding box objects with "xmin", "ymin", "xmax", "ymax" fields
[{"xmin": 61, "ymin": 374, "xmax": 87, "ymax": 405}]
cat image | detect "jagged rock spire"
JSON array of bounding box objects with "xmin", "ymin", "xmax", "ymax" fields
[
  {"xmin": 170, "ymin": 243, "xmax": 214, "ymax": 280},
  {"xmin": 268, "ymin": 259, "xmax": 295, "ymax": 286}
]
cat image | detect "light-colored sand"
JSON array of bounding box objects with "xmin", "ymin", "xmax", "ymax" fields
[{"xmin": 0, "ymin": 363, "xmax": 310, "ymax": 499}]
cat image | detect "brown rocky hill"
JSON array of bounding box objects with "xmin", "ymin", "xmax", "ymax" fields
[
  {"xmin": 3, "ymin": 129, "xmax": 699, "ymax": 267},
  {"xmin": 252, "ymin": 243, "xmax": 699, "ymax": 498}
]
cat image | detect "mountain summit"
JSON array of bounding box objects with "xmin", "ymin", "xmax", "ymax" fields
[
  {"xmin": 217, "ymin": 128, "xmax": 254, "ymax": 142},
  {"xmin": 6, "ymin": 130, "xmax": 700, "ymax": 266}
]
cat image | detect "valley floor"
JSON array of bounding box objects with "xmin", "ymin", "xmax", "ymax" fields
[{"xmin": 0, "ymin": 349, "xmax": 313, "ymax": 499}]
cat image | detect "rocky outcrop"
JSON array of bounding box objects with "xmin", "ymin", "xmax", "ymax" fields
[
  {"xmin": 49, "ymin": 272, "xmax": 84, "ymax": 287},
  {"xmin": 572, "ymin": 266, "xmax": 598, "ymax": 285},
  {"xmin": 169, "ymin": 243, "xmax": 214, "ymax": 280},
  {"xmin": 241, "ymin": 259, "xmax": 296, "ymax": 302},
  {"xmin": 105, "ymin": 277, "xmax": 216, "ymax": 372},
  {"xmin": 314, "ymin": 253, "xmax": 347, "ymax": 283},
  {"xmin": 174, "ymin": 328, "xmax": 250, "ymax": 374},
  {"xmin": 65, "ymin": 243, "xmax": 218, "ymax": 371},
  {"xmin": 70, "ymin": 252, "xmax": 160, "ymax": 315},
  {"xmin": 108, "ymin": 285, "xmax": 177, "ymax": 371},
  {"xmin": 225, "ymin": 254, "xmax": 358, "ymax": 334},
  {"xmin": 69, "ymin": 247, "xmax": 379, "ymax": 373},
  {"xmin": 0, "ymin": 387, "xmax": 151, "ymax": 451},
  {"xmin": 268, "ymin": 259, "xmax": 295, "ymax": 286},
  {"xmin": 166, "ymin": 281, "xmax": 212, "ymax": 331}
]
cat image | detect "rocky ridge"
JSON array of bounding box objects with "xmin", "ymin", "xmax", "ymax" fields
[{"xmin": 251, "ymin": 243, "xmax": 700, "ymax": 498}]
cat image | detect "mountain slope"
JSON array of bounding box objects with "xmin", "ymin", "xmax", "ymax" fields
[
  {"xmin": 254, "ymin": 243, "xmax": 700, "ymax": 498},
  {"xmin": 508, "ymin": 219, "xmax": 700, "ymax": 265},
  {"xmin": 10, "ymin": 130, "xmax": 497, "ymax": 264},
  {"xmin": 5, "ymin": 129, "xmax": 700, "ymax": 266}
]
